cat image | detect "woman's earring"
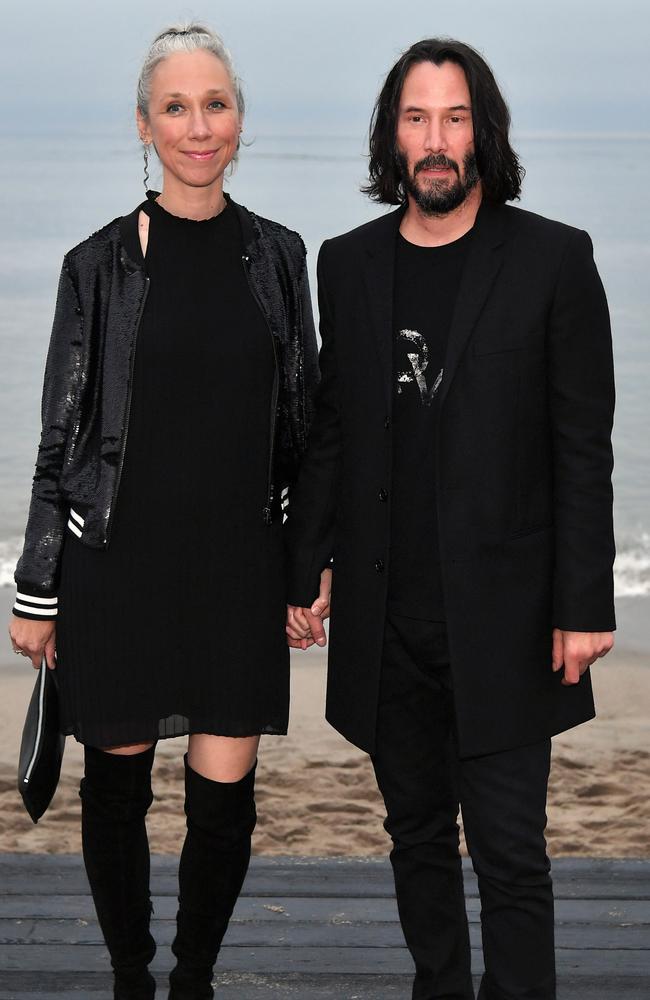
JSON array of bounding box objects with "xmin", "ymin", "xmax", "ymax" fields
[{"xmin": 142, "ymin": 142, "xmax": 150, "ymax": 191}]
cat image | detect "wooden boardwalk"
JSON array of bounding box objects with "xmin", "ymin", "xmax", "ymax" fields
[{"xmin": 0, "ymin": 854, "xmax": 648, "ymax": 998}]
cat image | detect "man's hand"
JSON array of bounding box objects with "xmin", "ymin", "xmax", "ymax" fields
[
  {"xmin": 287, "ymin": 568, "xmax": 332, "ymax": 651},
  {"xmin": 552, "ymin": 628, "xmax": 613, "ymax": 686},
  {"xmin": 8, "ymin": 618, "xmax": 56, "ymax": 670}
]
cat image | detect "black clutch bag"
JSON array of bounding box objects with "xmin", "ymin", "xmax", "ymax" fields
[{"xmin": 17, "ymin": 657, "xmax": 66, "ymax": 823}]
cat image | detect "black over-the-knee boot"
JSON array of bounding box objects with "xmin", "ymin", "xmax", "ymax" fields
[
  {"xmin": 168, "ymin": 755, "xmax": 257, "ymax": 1000},
  {"xmin": 80, "ymin": 744, "xmax": 157, "ymax": 999}
]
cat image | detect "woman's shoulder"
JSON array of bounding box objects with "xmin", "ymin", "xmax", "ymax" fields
[
  {"xmin": 231, "ymin": 198, "xmax": 306, "ymax": 269},
  {"xmin": 63, "ymin": 205, "xmax": 142, "ymax": 277},
  {"xmin": 251, "ymin": 210, "xmax": 304, "ymax": 247}
]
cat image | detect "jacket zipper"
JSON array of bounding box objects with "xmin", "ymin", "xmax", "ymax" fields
[
  {"xmin": 105, "ymin": 275, "xmax": 150, "ymax": 544},
  {"xmin": 241, "ymin": 253, "xmax": 279, "ymax": 525}
]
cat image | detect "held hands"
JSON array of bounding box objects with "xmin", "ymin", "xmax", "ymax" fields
[
  {"xmin": 552, "ymin": 628, "xmax": 613, "ymax": 686},
  {"xmin": 8, "ymin": 618, "xmax": 56, "ymax": 670},
  {"xmin": 286, "ymin": 568, "xmax": 332, "ymax": 650}
]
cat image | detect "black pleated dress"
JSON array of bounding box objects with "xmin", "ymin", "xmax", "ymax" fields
[{"xmin": 56, "ymin": 197, "xmax": 289, "ymax": 747}]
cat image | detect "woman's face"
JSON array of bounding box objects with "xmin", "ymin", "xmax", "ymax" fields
[{"xmin": 137, "ymin": 49, "xmax": 241, "ymax": 196}]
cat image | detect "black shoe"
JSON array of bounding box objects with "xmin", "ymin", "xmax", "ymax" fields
[{"xmin": 115, "ymin": 968, "xmax": 157, "ymax": 999}]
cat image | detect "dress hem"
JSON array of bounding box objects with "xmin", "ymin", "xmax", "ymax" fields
[{"xmin": 62, "ymin": 722, "xmax": 288, "ymax": 747}]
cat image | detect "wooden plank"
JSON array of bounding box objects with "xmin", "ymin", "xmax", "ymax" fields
[
  {"xmin": 0, "ymin": 855, "xmax": 648, "ymax": 998},
  {"xmin": 1, "ymin": 855, "xmax": 649, "ymax": 899},
  {"xmin": 0, "ymin": 943, "xmax": 649, "ymax": 976},
  {"xmin": 0, "ymin": 917, "xmax": 647, "ymax": 950},
  {"xmin": 2, "ymin": 854, "xmax": 647, "ymax": 875},
  {"xmin": 1, "ymin": 973, "xmax": 650, "ymax": 1000},
  {"xmin": 0, "ymin": 893, "xmax": 647, "ymax": 925},
  {"xmin": 0, "ymin": 971, "xmax": 418, "ymax": 999},
  {"xmin": 0, "ymin": 943, "xmax": 418, "ymax": 974}
]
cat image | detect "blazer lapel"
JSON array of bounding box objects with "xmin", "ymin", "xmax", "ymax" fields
[
  {"xmin": 362, "ymin": 207, "xmax": 405, "ymax": 406},
  {"xmin": 438, "ymin": 201, "xmax": 508, "ymax": 408}
]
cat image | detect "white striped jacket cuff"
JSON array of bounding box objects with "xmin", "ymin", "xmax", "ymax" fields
[
  {"xmin": 13, "ymin": 506, "xmax": 85, "ymax": 619},
  {"xmin": 13, "ymin": 592, "xmax": 58, "ymax": 619}
]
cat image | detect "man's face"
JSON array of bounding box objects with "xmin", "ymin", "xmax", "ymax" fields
[{"xmin": 395, "ymin": 60, "xmax": 479, "ymax": 215}]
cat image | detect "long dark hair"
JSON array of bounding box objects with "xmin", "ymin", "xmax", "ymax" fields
[{"xmin": 364, "ymin": 38, "xmax": 524, "ymax": 205}]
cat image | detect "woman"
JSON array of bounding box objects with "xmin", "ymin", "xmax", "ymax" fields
[{"xmin": 8, "ymin": 24, "xmax": 322, "ymax": 1000}]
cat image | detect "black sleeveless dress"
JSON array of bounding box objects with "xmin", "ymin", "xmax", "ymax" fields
[{"xmin": 55, "ymin": 197, "xmax": 289, "ymax": 747}]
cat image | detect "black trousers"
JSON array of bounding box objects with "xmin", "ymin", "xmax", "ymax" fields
[{"xmin": 372, "ymin": 614, "xmax": 555, "ymax": 1000}]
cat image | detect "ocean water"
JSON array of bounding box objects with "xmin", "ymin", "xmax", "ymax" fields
[{"xmin": 1, "ymin": 130, "xmax": 648, "ymax": 602}]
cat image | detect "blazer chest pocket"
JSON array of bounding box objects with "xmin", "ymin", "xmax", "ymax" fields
[{"xmin": 472, "ymin": 324, "xmax": 545, "ymax": 358}]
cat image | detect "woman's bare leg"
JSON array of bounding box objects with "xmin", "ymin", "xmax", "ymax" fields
[
  {"xmin": 102, "ymin": 741, "xmax": 156, "ymax": 755},
  {"xmin": 187, "ymin": 733, "xmax": 259, "ymax": 781}
]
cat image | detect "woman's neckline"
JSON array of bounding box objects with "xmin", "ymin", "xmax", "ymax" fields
[{"xmin": 143, "ymin": 191, "xmax": 230, "ymax": 225}]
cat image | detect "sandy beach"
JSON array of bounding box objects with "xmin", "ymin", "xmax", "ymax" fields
[{"xmin": 1, "ymin": 589, "xmax": 648, "ymax": 857}]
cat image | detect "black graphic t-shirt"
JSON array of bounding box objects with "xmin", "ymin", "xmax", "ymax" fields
[{"xmin": 388, "ymin": 228, "xmax": 473, "ymax": 620}]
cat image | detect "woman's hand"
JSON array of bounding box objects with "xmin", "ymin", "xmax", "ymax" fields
[
  {"xmin": 8, "ymin": 618, "xmax": 56, "ymax": 669},
  {"xmin": 286, "ymin": 568, "xmax": 332, "ymax": 650}
]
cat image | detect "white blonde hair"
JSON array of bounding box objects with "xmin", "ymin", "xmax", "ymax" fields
[{"xmin": 137, "ymin": 23, "xmax": 245, "ymax": 121}]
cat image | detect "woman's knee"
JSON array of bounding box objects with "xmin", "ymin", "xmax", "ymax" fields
[
  {"xmin": 187, "ymin": 733, "xmax": 259, "ymax": 783},
  {"xmin": 183, "ymin": 753, "xmax": 257, "ymax": 847}
]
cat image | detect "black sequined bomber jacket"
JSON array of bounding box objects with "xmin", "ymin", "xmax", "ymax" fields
[{"xmin": 13, "ymin": 195, "xmax": 319, "ymax": 620}]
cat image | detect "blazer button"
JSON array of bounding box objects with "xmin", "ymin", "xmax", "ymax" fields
[
  {"xmin": 375, "ymin": 558, "xmax": 385, "ymax": 573},
  {"xmin": 378, "ymin": 488, "xmax": 388, "ymax": 502}
]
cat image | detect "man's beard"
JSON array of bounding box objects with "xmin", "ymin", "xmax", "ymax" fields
[{"xmin": 397, "ymin": 149, "xmax": 480, "ymax": 215}]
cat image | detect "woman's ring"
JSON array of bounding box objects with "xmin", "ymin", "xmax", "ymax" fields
[{"xmin": 14, "ymin": 648, "xmax": 24, "ymax": 655}]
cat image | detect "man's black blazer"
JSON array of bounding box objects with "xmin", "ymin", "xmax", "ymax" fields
[{"xmin": 286, "ymin": 199, "xmax": 615, "ymax": 757}]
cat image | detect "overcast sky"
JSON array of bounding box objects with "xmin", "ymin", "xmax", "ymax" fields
[{"xmin": 2, "ymin": 0, "xmax": 649, "ymax": 138}]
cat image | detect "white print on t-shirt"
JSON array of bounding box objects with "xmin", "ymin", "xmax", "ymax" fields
[{"xmin": 395, "ymin": 329, "xmax": 443, "ymax": 407}]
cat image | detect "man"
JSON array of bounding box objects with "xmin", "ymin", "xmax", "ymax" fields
[{"xmin": 285, "ymin": 39, "xmax": 615, "ymax": 1000}]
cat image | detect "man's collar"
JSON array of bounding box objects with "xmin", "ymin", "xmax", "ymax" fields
[{"xmin": 363, "ymin": 197, "xmax": 508, "ymax": 254}]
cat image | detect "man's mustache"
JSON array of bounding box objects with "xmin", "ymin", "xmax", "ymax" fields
[{"xmin": 414, "ymin": 155, "xmax": 459, "ymax": 176}]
